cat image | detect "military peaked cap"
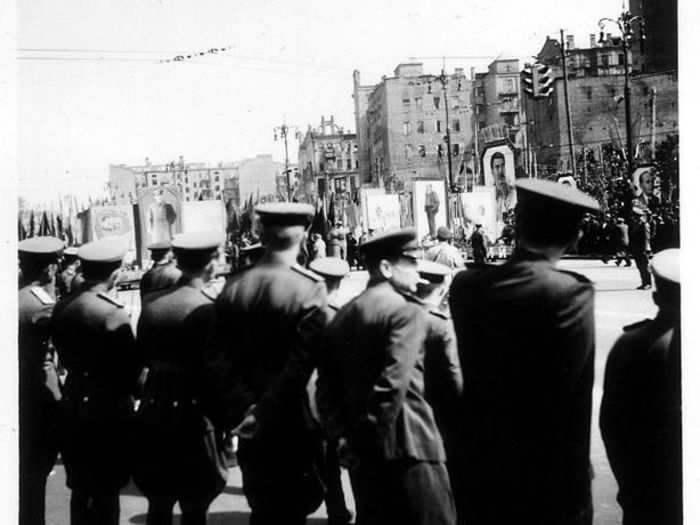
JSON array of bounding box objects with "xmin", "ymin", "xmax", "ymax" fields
[
  {"xmin": 78, "ymin": 239, "xmax": 127, "ymax": 263},
  {"xmin": 171, "ymin": 231, "xmax": 222, "ymax": 252},
  {"xmin": 651, "ymin": 248, "xmax": 680, "ymax": 299},
  {"xmin": 436, "ymin": 226, "xmax": 453, "ymax": 241},
  {"xmin": 309, "ymin": 257, "xmax": 350, "ymax": 280},
  {"xmin": 515, "ymin": 179, "xmax": 600, "ymax": 213},
  {"xmin": 360, "ymin": 227, "xmax": 422, "ymax": 260},
  {"xmin": 18, "ymin": 236, "xmax": 64, "ymax": 256},
  {"xmin": 255, "ymin": 202, "xmax": 315, "ymax": 226},
  {"xmin": 417, "ymin": 260, "xmax": 452, "ymax": 283}
]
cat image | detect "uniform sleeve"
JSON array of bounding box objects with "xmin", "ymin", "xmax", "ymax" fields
[
  {"xmin": 317, "ymin": 321, "xmax": 348, "ymax": 440},
  {"xmin": 255, "ymin": 281, "xmax": 328, "ymax": 429},
  {"xmin": 426, "ymin": 318, "xmax": 463, "ymax": 401},
  {"xmin": 361, "ymin": 303, "xmax": 425, "ymax": 441},
  {"xmin": 105, "ymin": 308, "xmax": 140, "ymax": 396},
  {"xmin": 201, "ymin": 291, "xmax": 255, "ymax": 430}
]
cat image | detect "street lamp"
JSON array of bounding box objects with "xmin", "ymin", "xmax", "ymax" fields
[
  {"xmin": 273, "ymin": 123, "xmax": 300, "ymax": 201},
  {"xmin": 436, "ymin": 68, "xmax": 455, "ymax": 192},
  {"xmin": 598, "ymin": 9, "xmax": 646, "ymax": 179}
]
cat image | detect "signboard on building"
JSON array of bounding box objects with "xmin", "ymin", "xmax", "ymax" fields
[
  {"xmin": 89, "ymin": 205, "xmax": 137, "ymax": 263},
  {"xmin": 413, "ymin": 179, "xmax": 447, "ymax": 242},
  {"xmin": 181, "ymin": 200, "xmax": 227, "ymax": 240},
  {"xmin": 137, "ymin": 185, "xmax": 183, "ymax": 263},
  {"xmin": 461, "ymin": 186, "xmax": 498, "ymax": 242}
]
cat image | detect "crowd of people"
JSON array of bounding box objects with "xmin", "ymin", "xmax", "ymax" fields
[{"xmin": 18, "ymin": 179, "xmax": 680, "ymax": 525}]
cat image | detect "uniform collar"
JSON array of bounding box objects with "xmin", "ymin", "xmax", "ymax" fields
[{"xmin": 510, "ymin": 247, "xmax": 556, "ymax": 266}]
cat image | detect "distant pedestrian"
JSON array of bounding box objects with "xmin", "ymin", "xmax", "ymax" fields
[
  {"xmin": 450, "ymin": 179, "xmax": 599, "ymax": 525},
  {"xmin": 312, "ymin": 233, "xmax": 327, "ymax": 261},
  {"xmin": 425, "ymin": 227, "xmax": 465, "ymax": 271},
  {"xmin": 613, "ymin": 217, "xmax": 631, "ymax": 266},
  {"xmin": 600, "ymin": 249, "xmax": 681, "ymax": 525},
  {"xmin": 469, "ymin": 224, "xmax": 487, "ymax": 264},
  {"xmin": 328, "ymin": 221, "xmax": 348, "ymax": 259},
  {"xmin": 629, "ymin": 207, "xmax": 652, "ymax": 290},
  {"xmin": 318, "ymin": 228, "xmax": 456, "ymax": 525}
]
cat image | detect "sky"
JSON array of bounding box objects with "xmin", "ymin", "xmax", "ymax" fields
[{"xmin": 18, "ymin": 0, "xmax": 618, "ymax": 204}]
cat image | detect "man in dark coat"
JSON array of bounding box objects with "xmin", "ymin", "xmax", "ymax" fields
[
  {"xmin": 600, "ymin": 249, "xmax": 681, "ymax": 525},
  {"xmin": 308, "ymin": 257, "xmax": 353, "ymax": 525},
  {"xmin": 449, "ymin": 179, "xmax": 599, "ymax": 525},
  {"xmin": 51, "ymin": 239, "xmax": 141, "ymax": 525},
  {"xmin": 57, "ymin": 246, "xmax": 80, "ymax": 298},
  {"xmin": 424, "ymin": 184, "xmax": 441, "ymax": 238},
  {"xmin": 134, "ymin": 230, "xmax": 226, "ymax": 525},
  {"xmin": 469, "ymin": 224, "xmax": 487, "ymax": 264},
  {"xmin": 317, "ymin": 228, "xmax": 456, "ymax": 525},
  {"xmin": 203, "ymin": 203, "xmax": 327, "ymax": 525},
  {"xmin": 18, "ymin": 236, "xmax": 64, "ymax": 525},
  {"xmin": 139, "ymin": 241, "xmax": 181, "ymax": 299},
  {"xmin": 410, "ymin": 260, "xmax": 463, "ymax": 519},
  {"xmin": 629, "ymin": 208, "xmax": 652, "ymax": 290}
]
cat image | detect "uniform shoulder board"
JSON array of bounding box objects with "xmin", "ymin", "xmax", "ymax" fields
[
  {"xmin": 623, "ymin": 319, "xmax": 652, "ymax": 332},
  {"xmin": 429, "ymin": 308, "xmax": 449, "ymax": 320},
  {"xmin": 557, "ymin": 269, "xmax": 592, "ymax": 284},
  {"xmin": 201, "ymin": 279, "xmax": 225, "ymax": 301},
  {"xmin": 97, "ymin": 292, "xmax": 125, "ymax": 308},
  {"xmin": 291, "ymin": 264, "xmax": 324, "ymax": 283},
  {"xmin": 30, "ymin": 286, "xmax": 55, "ymax": 305}
]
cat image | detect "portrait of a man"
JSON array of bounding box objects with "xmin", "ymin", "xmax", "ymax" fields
[
  {"xmin": 424, "ymin": 183, "xmax": 440, "ymax": 238},
  {"xmin": 148, "ymin": 189, "xmax": 177, "ymax": 242}
]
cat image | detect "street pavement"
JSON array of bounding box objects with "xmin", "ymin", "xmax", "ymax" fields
[{"xmin": 45, "ymin": 258, "xmax": 656, "ymax": 524}]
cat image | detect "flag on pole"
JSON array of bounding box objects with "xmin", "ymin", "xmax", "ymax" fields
[
  {"xmin": 18, "ymin": 213, "xmax": 27, "ymax": 240},
  {"xmin": 28, "ymin": 210, "xmax": 35, "ymax": 238}
]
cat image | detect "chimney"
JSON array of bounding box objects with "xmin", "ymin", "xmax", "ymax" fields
[
  {"xmin": 566, "ymin": 35, "xmax": 575, "ymax": 49},
  {"xmin": 590, "ymin": 34, "xmax": 597, "ymax": 48}
]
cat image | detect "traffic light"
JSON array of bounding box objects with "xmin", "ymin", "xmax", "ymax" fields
[
  {"xmin": 536, "ymin": 63, "xmax": 553, "ymax": 97},
  {"xmin": 521, "ymin": 65, "xmax": 535, "ymax": 98}
]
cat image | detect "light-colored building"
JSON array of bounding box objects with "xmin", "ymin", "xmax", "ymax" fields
[
  {"xmin": 108, "ymin": 156, "xmax": 233, "ymax": 204},
  {"xmin": 237, "ymin": 154, "xmax": 286, "ymax": 203},
  {"xmin": 297, "ymin": 116, "xmax": 359, "ymax": 202},
  {"xmin": 354, "ymin": 63, "xmax": 475, "ymax": 192}
]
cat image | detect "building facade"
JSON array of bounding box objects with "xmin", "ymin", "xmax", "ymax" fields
[
  {"xmin": 297, "ymin": 116, "xmax": 359, "ymax": 202},
  {"xmin": 527, "ymin": 35, "xmax": 678, "ymax": 175},
  {"xmin": 354, "ymin": 63, "xmax": 474, "ymax": 192},
  {"xmin": 108, "ymin": 155, "xmax": 286, "ymax": 207},
  {"xmin": 473, "ymin": 57, "xmax": 523, "ymax": 140}
]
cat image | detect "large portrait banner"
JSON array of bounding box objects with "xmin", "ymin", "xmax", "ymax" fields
[
  {"xmin": 482, "ymin": 144, "xmax": 517, "ymax": 231},
  {"xmin": 413, "ymin": 179, "xmax": 447, "ymax": 242},
  {"xmin": 89, "ymin": 205, "xmax": 137, "ymax": 263},
  {"xmin": 461, "ymin": 186, "xmax": 497, "ymax": 242},
  {"xmin": 137, "ymin": 185, "xmax": 183, "ymax": 262},
  {"xmin": 365, "ymin": 193, "xmax": 401, "ymax": 233}
]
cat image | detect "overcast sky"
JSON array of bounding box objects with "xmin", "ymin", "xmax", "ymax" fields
[{"xmin": 18, "ymin": 0, "xmax": 617, "ymax": 204}]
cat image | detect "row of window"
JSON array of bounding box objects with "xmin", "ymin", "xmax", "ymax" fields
[
  {"xmin": 319, "ymin": 159, "xmax": 360, "ymax": 171},
  {"xmin": 404, "ymin": 143, "xmax": 461, "ymax": 159},
  {"xmin": 403, "ymin": 119, "xmax": 461, "ymax": 135},
  {"xmin": 401, "ymin": 95, "xmax": 465, "ymax": 111}
]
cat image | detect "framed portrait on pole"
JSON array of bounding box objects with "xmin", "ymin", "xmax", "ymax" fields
[
  {"xmin": 137, "ymin": 185, "xmax": 183, "ymax": 263},
  {"xmin": 413, "ymin": 179, "xmax": 447, "ymax": 242}
]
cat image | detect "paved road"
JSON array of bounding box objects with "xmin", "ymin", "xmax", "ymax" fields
[{"xmin": 46, "ymin": 259, "xmax": 656, "ymax": 524}]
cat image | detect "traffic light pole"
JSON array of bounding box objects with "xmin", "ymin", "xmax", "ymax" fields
[
  {"xmin": 560, "ymin": 29, "xmax": 577, "ymax": 177},
  {"xmin": 438, "ymin": 68, "xmax": 453, "ymax": 230}
]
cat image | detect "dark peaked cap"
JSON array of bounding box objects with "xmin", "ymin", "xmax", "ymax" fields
[
  {"xmin": 255, "ymin": 202, "xmax": 315, "ymax": 226},
  {"xmin": 360, "ymin": 227, "xmax": 422, "ymax": 259},
  {"xmin": 417, "ymin": 260, "xmax": 452, "ymax": 284},
  {"xmin": 515, "ymin": 178, "xmax": 600, "ymax": 213}
]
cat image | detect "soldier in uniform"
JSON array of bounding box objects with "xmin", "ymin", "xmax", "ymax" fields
[
  {"xmin": 409, "ymin": 260, "xmax": 463, "ymax": 520},
  {"xmin": 57, "ymin": 246, "xmax": 80, "ymax": 298},
  {"xmin": 238, "ymin": 242, "xmax": 264, "ymax": 268},
  {"xmin": 600, "ymin": 248, "xmax": 681, "ymax": 525},
  {"xmin": 134, "ymin": 231, "xmax": 226, "ymax": 525},
  {"xmin": 449, "ymin": 179, "xmax": 599, "ymax": 525},
  {"xmin": 317, "ymin": 228, "xmax": 456, "ymax": 525},
  {"xmin": 469, "ymin": 224, "xmax": 487, "ymax": 264},
  {"xmin": 140, "ymin": 240, "xmax": 181, "ymax": 299},
  {"xmin": 425, "ymin": 227, "xmax": 465, "ymax": 271},
  {"xmin": 308, "ymin": 257, "xmax": 353, "ymax": 525},
  {"xmin": 203, "ymin": 203, "xmax": 327, "ymax": 525},
  {"xmin": 18, "ymin": 237, "xmax": 64, "ymax": 525},
  {"xmin": 50, "ymin": 239, "xmax": 141, "ymax": 525}
]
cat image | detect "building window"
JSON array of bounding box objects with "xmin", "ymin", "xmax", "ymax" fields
[
  {"xmin": 452, "ymin": 144, "xmax": 460, "ymax": 156},
  {"xmin": 403, "ymin": 122, "xmax": 412, "ymax": 135},
  {"xmin": 437, "ymin": 144, "xmax": 444, "ymax": 157},
  {"xmin": 346, "ymin": 159, "xmax": 352, "ymax": 170},
  {"xmin": 601, "ymin": 55, "xmax": 609, "ymax": 67},
  {"xmin": 585, "ymin": 87, "xmax": 593, "ymax": 100},
  {"xmin": 618, "ymin": 53, "xmax": 625, "ymax": 65},
  {"xmin": 404, "ymin": 144, "xmax": 413, "ymax": 159},
  {"xmin": 415, "ymin": 97, "xmax": 423, "ymax": 109},
  {"xmin": 215, "ymin": 185, "xmax": 220, "ymax": 191},
  {"xmin": 452, "ymin": 119, "xmax": 461, "ymax": 132},
  {"xmin": 436, "ymin": 120, "xmax": 442, "ymax": 133},
  {"xmin": 337, "ymin": 159, "xmax": 343, "ymax": 170},
  {"xmin": 403, "ymin": 98, "xmax": 411, "ymax": 107},
  {"xmin": 417, "ymin": 121, "xmax": 425, "ymax": 134},
  {"xmin": 215, "ymin": 175, "xmax": 220, "ymax": 182},
  {"xmin": 334, "ymin": 178, "xmax": 347, "ymax": 193},
  {"xmin": 433, "ymin": 96, "xmax": 441, "ymax": 109},
  {"xmin": 355, "ymin": 160, "xmax": 359, "ymax": 169},
  {"xmin": 427, "ymin": 83, "xmax": 432, "ymax": 94},
  {"xmin": 185, "ymin": 187, "xmax": 190, "ymax": 193},
  {"xmin": 418, "ymin": 145, "xmax": 426, "ymax": 157}
]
